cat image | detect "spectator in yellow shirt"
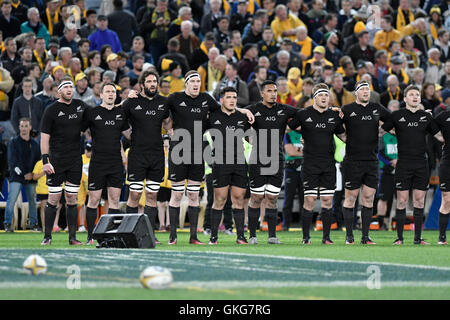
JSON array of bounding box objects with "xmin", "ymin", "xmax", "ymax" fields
[
  {"xmin": 77, "ymin": 141, "xmax": 92, "ymax": 232},
  {"xmin": 159, "ymin": 78, "xmax": 171, "ymax": 97},
  {"xmin": 270, "ymin": 4, "xmax": 306, "ymax": 42},
  {"xmin": 373, "ymin": 15, "xmax": 402, "ymax": 51},
  {"xmin": 164, "ymin": 61, "xmax": 185, "ymax": 94}
]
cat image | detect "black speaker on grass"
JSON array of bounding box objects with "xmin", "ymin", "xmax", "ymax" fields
[{"xmin": 93, "ymin": 213, "xmax": 156, "ymax": 248}]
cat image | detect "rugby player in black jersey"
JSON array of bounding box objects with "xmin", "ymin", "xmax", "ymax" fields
[
  {"xmin": 40, "ymin": 76, "xmax": 88, "ymax": 245},
  {"xmin": 289, "ymin": 83, "xmax": 346, "ymax": 245},
  {"xmin": 434, "ymin": 105, "xmax": 450, "ymax": 245},
  {"xmin": 122, "ymin": 70, "xmax": 172, "ymax": 245},
  {"xmin": 381, "ymin": 85, "xmax": 443, "ymax": 245},
  {"xmin": 341, "ymin": 80, "xmax": 391, "ymax": 245},
  {"xmin": 246, "ymin": 80, "xmax": 299, "ymax": 245},
  {"xmin": 206, "ymin": 87, "xmax": 251, "ymax": 245},
  {"xmin": 166, "ymin": 71, "xmax": 254, "ymax": 245},
  {"xmin": 81, "ymin": 82, "xmax": 132, "ymax": 245}
]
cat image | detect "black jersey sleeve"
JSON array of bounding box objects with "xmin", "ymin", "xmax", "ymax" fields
[
  {"xmin": 381, "ymin": 114, "xmax": 395, "ymax": 132},
  {"xmin": 378, "ymin": 103, "xmax": 391, "ymax": 122},
  {"xmin": 122, "ymin": 98, "xmax": 131, "ymax": 119},
  {"xmin": 80, "ymin": 107, "xmax": 90, "ymax": 132},
  {"xmin": 283, "ymin": 104, "xmax": 299, "ymax": 119},
  {"xmin": 334, "ymin": 115, "xmax": 345, "ymax": 135},
  {"xmin": 426, "ymin": 113, "xmax": 441, "ymax": 136},
  {"xmin": 40, "ymin": 105, "xmax": 54, "ymax": 134},
  {"xmin": 287, "ymin": 109, "xmax": 302, "ymax": 130},
  {"xmin": 207, "ymin": 94, "xmax": 220, "ymax": 112}
]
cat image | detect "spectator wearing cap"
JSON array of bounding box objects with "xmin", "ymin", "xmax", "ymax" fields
[
  {"xmin": 88, "ymin": 14, "xmax": 122, "ymax": 53},
  {"xmin": 197, "ymin": 48, "xmax": 225, "ymax": 93},
  {"xmin": 230, "ymin": 0, "xmax": 253, "ymax": 34},
  {"xmin": 213, "ymin": 62, "xmax": 249, "ymax": 108},
  {"xmin": 0, "ymin": 1, "xmax": 21, "ymax": 39},
  {"xmin": 237, "ymin": 43, "xmax": 258, "ymax": 84},
  {"xmin": 157, "ymin": 38, "xmax": 190, "ymax": 76},
  {"xmin": 214, "ymin": 15, "xmax": 231, "ymax": 50},
  {"xmin": 190, "ymin": 31, "xmax": 216, "ymax": 70},
  {"xmin": 258, "ymin": 27, "xmax": 280, "ymax": 61},
  {"xmin": 242, "ymin": 16, "xmax": 263, "ymax": 45},
  {"xmin": 293, "ymin": 26, "xmax": 317, "ymax": 61},
  {"xmin": 330, "ymin": 73, "xmax": 354, "ymax": 108},
  {"xmin": 383, "ymin": 55, "xmax": 409, "ymax": 88},
  {"xmin": 302, "ymin": 45, "xmax": 333, "ymax": 77},
  {"xmin": 434, "ymin": 30, "xmax": 450, "ymax": 63},
  {"xmin": 21, "ymin": 7, "xmax": 50, "ymax": 46},
  {"xmin": 105, "ymin": 53, "xmax": 124, "ymax": 83},
  {"xmin": 79, "ymin": 9, "xmax": 98, "ymax": 39},
  {"xmin": 51, "ymin": 65, "xmax": 66, "ymax": 83},
  {"xmin": 380, "ymin": 74, "xmax": 404, "ymax": 108},
  {"xmin": 342, "ymin": 20, "xmax": 365, "ymax": 53},
  {"xmin": 373, "ymin": 15, "xmax": 401, "ymax": 51},
  {"xmin": 163, "ymin": 61, "xmax": 185, "ymax": 94},
  {"xmin": 107, "ymin": 0, "xmax": 138, "ymax": 52},
  {"xmin": 59, "ymin": 25, "xmax": 79, "ymax": 54},
  {"xmin": 305, "ymin": 0, "xmax": 327, "ymax": 37},
  {"xmin": 425, "ymin": 48, "xmax": 444, "ymax": 84},
  {"xmin": 345, "ymin": 30, "xmax": 376, "ymax": 66},
  {"xmin": 170, "ymin": 20, "xmax": 200, "ymax": 65},
  {"xmin": 271, "ymin": 4, "xmax": 305, "ymax": 42},
  {"xmin": 286, "ymin": 67, "xmax": 302, "ymax": 98},
  {"xmin": 324, "ymin": 32, "xmax": 343, "ymax": 69},
  {"xmin": 73, "ymin": 72, "xmax": 93, "ymax": 103},
  {"xmin": 393, "ymin": 0, "xmax": 414, "ymax": 33}
]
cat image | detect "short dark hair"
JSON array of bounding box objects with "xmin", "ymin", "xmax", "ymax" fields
[
  {"xmin": 101, "ymin": 81, "xmax": 117, "ymax": 92},
  {"xmin": 221, "ymin": 86, "xmax": 237, "ymax": 96},
  {"xmin": 117, "ymin": 51, "xmax": 128, "ymax": 59},
  {"xmin": 159, "ymin": 78, "xmax": 170, "ymax": 86},
  {"xmin": 22, "ymin": 76, "xmax": 33, "ymax": 85},
  {"xmin": 78, "ymin": 38, "xmax": 90, "ymax": 47},
  {"xmin": 27, "ymin": 63, "xmax": 40, "ymax": 74},
  {"xmin": 227, "ymin": 62, "xmax": 238, "ymax": 71},
  {"xmin": 204, "ymin": 32, "xmax": 216, "ymax": 42},
  {"xmin": 4, "ymin": 37, "xmax": 15, "ymax": 46},
  {"xmin": 34, "ymin": 37, "xmax": 46, "ymax": 43},
  {"xmin": 357, "ymin": 30, "xmax": 369, "ymax": 38},
  {"xmin": 382, "ymin": 15, "xmax": 393, "ymax": 24},
  {"xmin": 132, "ymin": 54, "xmax": 145, "ymax": 63},
  {"xmin": 86, "ymin": 9, "xmax": 97, "ymax": 17},
  {"xmin": 323, "ymin": 65, "xmax": 334, "ymax": 72},
  {"xmin": 404, "ymin": 84, "xmax": 421, "ymax": 96},
  {"xmin": 88, "ymin": 50, "xmax": 100, "ymax": 61},
  {"xmin": 139, "ymin": 69, "xmax": 160, "ymax": 86},
  {"xmin": 1, "ymin": 0, "xmax": 11, "ymax": 6},
  {"xmin": 261, "ymin": 80, "xmax": 277, "ymax": 91}
]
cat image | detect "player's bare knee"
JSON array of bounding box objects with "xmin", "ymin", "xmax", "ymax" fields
[
  {"xmin": 265, "ymin": 195, "xmax": 278, "ymax": 208},
  {"xmin": 321, "ymin": 197, "xmax": 333, "ymax": 208},
  {"xmin": 250, "ymin": 194, "xmax": 264, "ymax": 206},
  {"xmin": 304, "ymin": 196, "xmax": 316, "ymax": 210},
  {"xmin": 65, "ymin": 193, "xmax": 77, "ymax": 206}
]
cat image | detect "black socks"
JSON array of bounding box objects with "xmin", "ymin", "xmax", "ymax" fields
[
  {"xmin": 321, "ymin": 208, "xmax": 333, "ymax": 240},
  {"xmin": 265, "ymin": 208, "xmax": 278, "ymax": 238},
  {"xmin": 413, "ymin": 207, "xmax": 424, "ymax": 240},
  {"xmin": 86, "ymin": 206, "xmax": 98, "ymax": 240},
  {"xmin": 343, "ymin": 207, "xmax": 354, "ymax": 238},
  {"xmin": 233, "ymin": 208, "xmax": 245, "ymax": 238},
  {"xmin": 187, "ymin": 206, "xmax": 200, "ymax": 239},
  {"xmin": 144, "ymin": 205, "xmax": 158, "ymax": 232},
  {"xmin": 210, "ymin": 208, "xmax": 223, "ymax": 239},
  {"xmin": 439, "ymin": 212, "xmax": 449, "ymax": 240},
  {"xmin": 302, "ymin": 210, "xmax": 313, "ymax": 240},
  {"xmin": 361, "ymin": 206, "xmax": 373, "ymax": 239},
  {"xmin": 395, "ymin": 208, "xmax": 406, "ymax": 240},
  {"xmin": 248, "ymin": 207, "xmax": 260, "ymax": 238},
  {"xmin": 66, "ymin": 204, "xmax": 78, "ymax": 241},
  {"xmin": 126, "ymin": 205, "xmax": 138, "ymax": 213},
  {"xmin": 44, "ymin": 203, "xmax": 57, "ymax": 239},
  {"xmin": 168, "ymin": 206, "xmax": 179, "ymax": 240}
]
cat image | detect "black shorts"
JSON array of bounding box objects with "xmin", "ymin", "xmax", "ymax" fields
[
  {"xmin": 37, "ymin": 194, "xmax": 48, "ymax": 201},
  {"xmin": 88, "ymin": 159, "xmax": 125, "ymax": 191},
  {"xmin": 439, "ymin": 161, "xmax": 450, "ymax": 192},
  {"xmin": 395, "ymin": 160, "xmax": 429, "ymax": 191},
  {"xmin": 157, "ymin": 187, "xmax": 171, "ymax": 202},
  {"xmin": 128, "ymin": 150, "xmax": 164, "ymax": 183},
  {"xmin": 169, "ymin": 153, "xmax": 205, "ymax": 182},
  {"xmin": 47, "ymin": 156, "xmax": 82, "ymax": 187},
  {"xmin": 378, "ymin": 170, "xmax": 395, "ymax": 201},
  {"xmin": 212, "ymin": 164, "xmax": 248, "ymax": 189},
  {"xmin": 249, "ymin": 160, "xmax": 284, "ymax": 190},
  {"xmin": 302, "ymin": 160, "xmax": 336, "ymax": 193},
  {"xmin": 342, "ymin": 159, "xmax": 379, "ymax": 190}
]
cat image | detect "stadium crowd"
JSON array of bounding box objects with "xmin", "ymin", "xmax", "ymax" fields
[{"xmin": 0, "ymin": 0, "xmax": 450, "ymax": 245}]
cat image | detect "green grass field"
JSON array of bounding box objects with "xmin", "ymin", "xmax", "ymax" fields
[{"xmin": 1, "ymin": 229, "xmax": 449, "ymax": 300}]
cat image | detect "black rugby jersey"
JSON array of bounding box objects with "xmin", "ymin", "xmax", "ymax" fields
[
  {"xmin": 341, "ymin": 102, "xmax": 390, "ymax": 161},
  {"xmin": 40, "ymin": 99, "xmax": 87, "ymax": 162},
  {"xmin": 246, "ymin": 102, "xmax": 298, "ymax": 161},
  {"xmin": 382, "ymin": 108, "xmax": 439, "ymax": 161},
  {"xmin": 290, "ymin": 106, "xmax": 345, "ymax": 162},
  {"xmin": 82, "ymin": 105, "xmax": 129, "ymax": 161},
  {"xmin": 167, "ymin": 91, "xmax": 220, "ymax": 153},
  {"xmin": 122, "ymin": 94, "xmax": 170, "ymax": 153},
  {"xmin": 434, "ymin": 110, "xmax": 450, "ymax": 162},
  {"xmin": 207, "ymin": 109, "xmax": 251, "ymax": 165}
]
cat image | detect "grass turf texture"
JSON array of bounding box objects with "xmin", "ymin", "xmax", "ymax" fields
[{"xmin": 1, "ymin": 230, "xmax": 449, "ymax": 300}]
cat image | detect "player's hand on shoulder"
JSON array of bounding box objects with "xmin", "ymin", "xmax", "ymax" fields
[
  {"xmin": 332, "ymin": 107, "xmax": 344, "ymax": 119},
  {"xmin": 128, "ymin": 90, "xmax": 139, "ymax": 99}
]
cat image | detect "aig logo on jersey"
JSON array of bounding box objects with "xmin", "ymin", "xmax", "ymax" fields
[
  {"xmin": 361, "ymin": 115, "xmax": 372, "ymax": 121},
  {"xmin": 191, "ymin": 108, "xmax": 202, "ymax": 113},
  {"xmin": 407, "ymin": 122, "xmax": 419, "ymax": 127},
  {"xmin": 68, "ymin": 114, "xmax": 78, "ymax": 119},
  {"xmin": 105, "ymin": 120, "xmax": 116, "ymax": 125},
  {"xmin": 316, "ymin": 123, "xmax": 326, "ymax": 128},
  {"xmin": 266, "ymin": 116, "xmax": 276, "ymax": 121},
  {"xmin": 146, "ymin": 110, "xmax": 156, "ymax": 116}
]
